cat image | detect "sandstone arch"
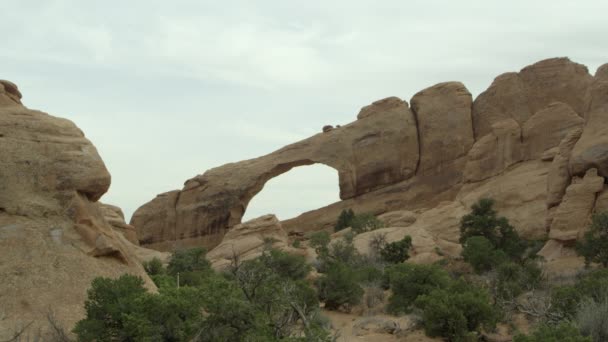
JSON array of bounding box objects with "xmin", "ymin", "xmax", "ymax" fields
[{"xmin": 131, "ymin": 97, "xmax": 421, "ymax": 250}]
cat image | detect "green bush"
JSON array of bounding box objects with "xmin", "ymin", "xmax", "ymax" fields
[
  {"xmin": 317, "ymin": 262, "xmax": 364, "ymax": 311},
  {"xmin": 461, "ymin": 236, "xmax": 507, "ymax": 273},
  {"xmin": 379, "ymin": 235, "xmax": 412, "ymax": 264},
  {"xmin": 386, "ymin": 263, "xmax": 452, "ymax": 314},
  {"xmin": 73, "ymin": 275, "xmax": 202, "ymax": 341},
  {"xmin": 257, "ymin": 249, "xmax": 310, "ymax": 280},
  {"xmin": 495, "ymin": 260, "xmax": 543, "ymax": 299},
  {"xmin": 549, "ymin": 285, "xmax": 583, "ymax": 321},
  {"xmin": 142, "ymin": 257, "xmax": 164, "ymax": 276},
  {"xmin": 414, "ymin": 280, "xmax": 498, "ymax": 342},
  {"xmin": 577, "ymin": 212, "xmax": 608, "ymax": 267},
  {"xmin": 309, "ymin": 231, "xmax": 331, "ymax": 257},
  {"xmin": 513, "ymin": 323, "xmax": 591, "ymax": 342},
  {"xmin": 335, "ymin": 208, "xmax": 355, "ymax": 232},
  {"xmin": 167, "ymin": 247, "xmax": 210, "ymax": 274},
  {"xmin": 351, "ymin": 213, "xmax": 385, "ymax": 234},
  {"xmin": 576, "ymin": 299, "xmax": 608, "ymax": 342},
  {"xmin": 460, "ymin": 198, "xmax": 525, "ymax": 259}
]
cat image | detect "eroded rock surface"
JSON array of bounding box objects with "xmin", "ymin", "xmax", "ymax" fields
[
  {"xmin": 133, "ymin": 57, "xmax": 608, "ymax": 267},
  {"xmin": 206, "ymin": 214, "xmax": 291, "ymax": 270},
  {"xmin": 0, "ymin": 83, "xmax": 155, "ymax": 338}
]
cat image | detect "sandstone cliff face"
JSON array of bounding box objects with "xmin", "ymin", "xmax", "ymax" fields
[
  {"xmin": 0, "ymin": 85, "xmax": 155, "ymax": 338},
  {"xmin": 134, "ymin": 58, "xmax": 608, "ymax": 270}
]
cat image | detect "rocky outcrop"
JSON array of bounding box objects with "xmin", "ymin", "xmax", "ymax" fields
[
  {"xmin": 546, "ymin": 128, "xmax": 584, "ymax": 209},
  {"xmin": 206, "ymin": 214, "xmax": 290, "ymax": 270},
  {"xmin": 101, "ymin": 203, "xmax": 139, "ymax": 244},
  {"xmin": 570, "ymin": 64, "xmax": 608, "ymax": 177},
  {"xmin": 548, "ymin": 168, "xmax": 604, "ymax": 241},
  {"xmin": 0, "ymin": 79, "xmax": 22, "ymax": 106},
  {"xmin": 521, "ymin": 102, "xmax": 584, "ymax": 160},
  {"xmin": 410, "ymin": 82, "xmax": 474, "ymax": 175},
  {"xmin": 464, "ymin": 119, "xmax": 521, "ymax": 182},
  {"xmin": 0, "ymin": 82, "xmax": 155, "ymax": 338},
  {"xmin": 472, "ymin": 57, "xmax": 592, "ymax": 139},
  {"xmin": 133, "ymin": 57, "xmax": 608, "ymax": 264}
]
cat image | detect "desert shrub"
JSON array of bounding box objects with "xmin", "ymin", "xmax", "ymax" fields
[
  {"xmin": 460, "ymin": 198, "xmax": 526, "ymax": 260},
  {"xmin": 461, "ymin": 236, "xmax": 507, "ymax": 273},
  {"xmin": 414, "ymin": 280, "xmax": 498, "ymax": 342},
  {"xmin": 386, "ymin": 263, "xmax": 452, "ymax": 314},
  {"xmin": 576, "ymin": 268, "xmax": 608, "ymax": 303},
  {"xmin": 291, "ymin": 239, "xmax": 301, "ymax": 248},
  {"xmin": 309, "ymin": 231, "xmax": 331, "ymax": 257},
  {"xmin": 351, "ymin": 213, "xmax": 385, "ymax": 234},
  {"xmin": 549, "ymin": 285, "xmax": 583, "ymax": 321},
  {"xmin": 363, "ymin": 283, "xmax": 386, "ymax": 309},
  {"xmin": 369, "ymin": 232, "xmax": 388, "ymax": 257},
  {"xmin": 142, "ymin": 257, "xmax": 164, "ymax": 276},
  {"xmin": 166, "ymin": 247, "xmax": 212, "ymax": 287},
  {"xmin": 576, "ymin": 299, "xmax": 608, "ymax": 342},
  {"xmin": 495, "ymin": 260, "xmax": 543, "ymax": 299},
  {"xmin": 257, "ymin": 249, "xmax": 310, "ymax": 280},
  {"xmin": 73, "ymin": 274, "xmax": 202, "ymax": 341},
  {"xmin": 513, "ymin": 323, "xmax": 591, "ymax": 342},
  {"xmin": 355, "ymin": 265, "xmax": 384, "ymax": 284},
  {"xmin": 335, "ymin": 208, "xmax": 355, "ymax": 232},
  {"xmin": 379, "ymin": 235, "xmax": 412, "ymax": 264},
  {"xmin": 577, "ymin": 212, "xmax": 608, "ymax": 267},
  {"xmin": 316, "ymin": 262, "xmax": 364, "ymax": 311}
]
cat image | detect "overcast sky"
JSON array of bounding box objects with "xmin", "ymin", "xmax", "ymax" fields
[{"xmin": 2, "ymin": 0, "xmax": 607, "ymax": 222}]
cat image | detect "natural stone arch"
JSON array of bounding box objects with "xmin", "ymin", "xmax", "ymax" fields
[{"xmin": 132, "ymin": 97, "xmax": 420, "ymax": 250}]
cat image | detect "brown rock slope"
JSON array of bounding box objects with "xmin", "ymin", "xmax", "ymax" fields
[
  {"xmin": 0, "ymin": 83, "xmax": 156, "ymax": 338},
  {"xmin": 133, "ymin": 58, "xmax": 608, "ymax": 270}
]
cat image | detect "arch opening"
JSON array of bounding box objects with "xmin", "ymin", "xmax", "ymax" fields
[{"xmin": 242, "ymin": 164, "xmax": 340, "ymax": 222}]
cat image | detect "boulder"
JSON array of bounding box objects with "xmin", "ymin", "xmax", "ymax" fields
[
  {"xmin": 546, "ymin": 128, "xmax": 583, "ymax": 208},
  {"xmin": 0, "ymin": 83, "xmax": 155, "ymax": 338},
  {"xmin": 0, "ymin": 79, "xmax": 22, "ymax": 106},
  {"xmin": 472, "ymin": 57, "xmax": 592, "ymax": 139},
  {"xmin": 549, "ymin": 168, "xmax": 604, "ymax": 241},
  {"xmin": 522, "ymin": 102, "xmax": 584, "ymax": 160},
  {"xmin": 206, "ymin": 214, "xmax": 290, "ymax": 270},
  {"xmin": 357, "ymin": 96, "xmax": 406, "ymax": 119},
  {"xmin": 410, "ymin": 82, "xmax": 474, "ymax": 175}
]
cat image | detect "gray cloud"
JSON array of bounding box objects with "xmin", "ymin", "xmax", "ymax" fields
[{"xmin": 2, "ymin": 0, "xmax": 607, "ymax": 220}]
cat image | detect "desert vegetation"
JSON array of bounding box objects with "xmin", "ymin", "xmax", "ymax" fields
[{"xmin": 61, "ymin": 204, "xmax": 608, "ymax": 341}]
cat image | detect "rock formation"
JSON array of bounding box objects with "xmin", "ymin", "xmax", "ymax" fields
[
  {"xmin": 206, "ymin": 214, "xmax": 292, "ymax": 270},
  {"xmin": 0, "ymin": 82, "xmax": 155, "ymax": 338},
  {"xmin": 133, "ymin": 58, "xmax": 608, "ymax": 277}
]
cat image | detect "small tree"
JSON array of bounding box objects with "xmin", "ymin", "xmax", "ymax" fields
[
  {"xmin": 351, "ymin": 213, "xmax": 384, "ymax": 234},
  {"xmin": 316, "ymin": 262, "xmax": 364, "ymax": 311},
  {"xmin": 460, "ymin": 198, "xmax": 525, "ymax": 259},
  {"xmin": 576, "ymin": 212, "xmax": 608, "ymax": 267},
  {"xmin": 335, "ymin": 209, "xmax": 355, "ymax": 232},
  {"xmin": 414, "ymin": 280, "xmax": 498, "ymax": 341},
  {"xmin": 380, "ymin": 236, "xmax": 412, "ymax": 264},
  {"xmin": 461, "ymin": 236, "xmax": 506, "ymax": 273},
  {"xmin": 142, "ymin": 257, "xmax": 164, "ymax": 276},
  {"xmin": 386, "ymin": 263, "xmax": 452, "ymax": 314}
]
